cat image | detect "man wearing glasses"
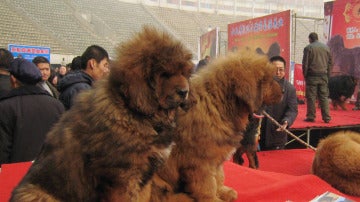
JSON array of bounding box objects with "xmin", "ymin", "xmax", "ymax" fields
[{"xmin": 259, "ymin": 55, "xmax": 298, "ymax": 150}]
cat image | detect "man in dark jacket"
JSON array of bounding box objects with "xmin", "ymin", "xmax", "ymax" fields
[
  {"xmin": 260, "ymin": 56, "xmax": 298, "ymax": 150},
  {"xmin": 32, "ymin": 56, "xmax": 60, "ymax": 99},
  {"xmin": 0, "ymin": 58, "xmax": 64, "ymax": 166},
  {"xmin": 302, "ymin": 32, "xmax": 332, "ymax": 123},
  {"xmin": 58, "ymin": 45, "xmax": 109, "ymax": 110},
  {"xmin": 0, "ymin": 48, "xmax": 13, "ymax": 98},
  {"xmin": 196, "ymin": 55, "xmax": 210, "ymax": 72}
]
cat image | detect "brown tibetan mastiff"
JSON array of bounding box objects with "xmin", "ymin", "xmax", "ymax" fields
[
  {"xmin": 151, "ymin": 51, "xmax": 283, "ymax": 201},
  {"xmin": 312, "ymin": 130, "xmax": 360, "ymax": 196},
  {"xmin": 10, "ymin": 26, "xmax": 194, "ymax": 201}
]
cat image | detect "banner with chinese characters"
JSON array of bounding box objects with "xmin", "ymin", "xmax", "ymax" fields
[
  {"xmin": 326, "ymin": 0, "xmax": 360, "ymax": 78},
  {"xmin": 199, "ymin": 27, "xmax": 219, "ymax": 60},
  {"xmin": 227, "ymin": 10, "xmax": 291, "ymax": 79}
]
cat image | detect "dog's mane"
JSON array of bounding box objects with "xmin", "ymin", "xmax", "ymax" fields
[
  {"xmin": 192, "ymin": 51, "xmax": 271, "ymax": 115},
  {"xmin": 108, "ymin": 26, "xmax": 193, "ymax": 116}
]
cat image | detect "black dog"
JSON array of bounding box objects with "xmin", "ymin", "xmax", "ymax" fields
[
  {"xmin": 233, "ymin": 113, "xmax": 262, "ymax": 169},
  {"xmin": 328, "ymin": 75, "xmax": 357, "ymax": 110}
]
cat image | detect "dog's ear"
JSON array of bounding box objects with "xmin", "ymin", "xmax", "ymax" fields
[
  {"xmin": 233, "ymin": 78, "xmax": 258, "ymax": 114},
  {"xmin": 110, "ymin": 64, "xmax": 158, "ymax": 115}
]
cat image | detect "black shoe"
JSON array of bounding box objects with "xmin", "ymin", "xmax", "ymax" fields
[
  {"xmin": 304, "ymin": 118, "xmax": 315, "ymax": 122},
  {"xmin": 324, "ymin": 119, "xmax": 330, "ymax": 123}
]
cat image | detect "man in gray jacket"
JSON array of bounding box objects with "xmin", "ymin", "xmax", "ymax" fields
[{"xmin": 302, "ymin": 32, "xmax": 332, "ymax": 123}]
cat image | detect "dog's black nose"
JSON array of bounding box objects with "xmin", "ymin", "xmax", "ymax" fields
[{"xmin": 177, "ymin": 89, "xmax": 188, "ymax": 99}]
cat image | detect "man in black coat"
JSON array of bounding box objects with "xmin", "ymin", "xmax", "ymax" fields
[
  {"xmin": 58, "ymin": 45, "xmax": 109, "ymax": 110},
  {"xmin": 260, "ymin": 56, "xmax": 298, "ymax": 150},
  {"xmin": 0, "ymin": 48, "xmax": 13, "ymax": 98},
  {"xmin": 0, "ymin": 58, "xmax": 64, "ymax": 166}
]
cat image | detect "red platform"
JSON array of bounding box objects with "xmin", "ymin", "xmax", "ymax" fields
[{"xmin": 1, "ymin": 149, "xmax": 359, "ymax": 202}]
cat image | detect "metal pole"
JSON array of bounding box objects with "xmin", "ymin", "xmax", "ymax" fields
[{"xmin": 262, "ymin": 111, "xmax": 317, "ymax": 151}]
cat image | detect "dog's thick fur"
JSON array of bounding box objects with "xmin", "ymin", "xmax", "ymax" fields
[
  {"xmin": 312, "ymin": 130, "xmax": 360, "ymax": 196},
  {"xmin": 10, "ymin": 26, "xmax": 194, "ymax": 201},
  {"xmin": 151, "ymin": 51, "xmax": 283, "ymax": 201}
]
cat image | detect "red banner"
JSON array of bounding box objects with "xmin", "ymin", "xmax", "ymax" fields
[
  {"xmin": 327, "ymin": 0, "xmax": 360, "ymax": 78},
  {"xmin": 293, "ymin": 63, "xmax": 305, "ymax": 101},
  {"xmin": 227, "ymin": 10, "xmax": 291, "ymax": 78},
  {"xmin": 199, "ymin": 28, "xmax": 218, "ymax": 60},
  {"xmin": 331, "ymin": 0, "xmax": 360, "ymax": 48}
]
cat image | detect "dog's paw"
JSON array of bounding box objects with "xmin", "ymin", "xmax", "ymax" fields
[{"xmin": 218, "ymin": 186, "xmax": 238, "ymax": 202}]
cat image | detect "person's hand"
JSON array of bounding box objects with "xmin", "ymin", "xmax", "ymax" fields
[{"xmin": 276, "ymin": 121, "xmax": 288, "ymax": 131}]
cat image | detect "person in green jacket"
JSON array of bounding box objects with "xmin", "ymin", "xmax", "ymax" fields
[{"xmin": 302, "ymin": 32, "xmax": 332, "ymax": 123}]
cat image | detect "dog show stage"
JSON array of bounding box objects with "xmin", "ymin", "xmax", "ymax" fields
[
  {"xmin": 1, "ymin": 104, "xmax": 360, "ymax": 201},
  {"xmin": 1, "ymin": 149, "xmax": 360, "ymax": 201},
  {"xmin": 287, "ymin": 102, "xmax": 360, "ymax": 148}
]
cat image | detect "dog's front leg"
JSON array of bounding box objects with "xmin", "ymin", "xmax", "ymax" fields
[
  {"xmin": 215, "ymin": 165, "xmax": 238, "ymax": 202},
  {"xmin": 182, "ymin": 166, "xmax": 223, "ymax": 202}
]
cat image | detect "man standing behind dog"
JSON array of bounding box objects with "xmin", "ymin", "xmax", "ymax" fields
[
  {"xmin": 58, "ymin": 45, "xmax": 109, "ymax": 110},
  {"xmin": 302, "ymin": 32, "xmax": 332, "ymax": 123},
  {"xmin": 260, "ymin": 56, "xmax": 298, "ymax": 150},
  {"xmin": 0, "ymin": 58, "xmax": 64, "ymax": 165}
]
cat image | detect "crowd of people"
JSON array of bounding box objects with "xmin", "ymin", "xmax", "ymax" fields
[
  {"xmin": 0, "ymin": 45, "xmax": 110, "ymax": 165},
  {"xmin": 0, "ymin": 31, "xmax": 358, "ymax": 166}
]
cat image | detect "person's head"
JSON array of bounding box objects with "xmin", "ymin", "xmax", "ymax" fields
[
  {"xmin": 205, "ymin": 55, "xmax": 211, "ymax": 62},
  {"xmin": 32, "ymin": 56, "xmax": 51, "ymax": 81},
  {"xmin": 308, "ymin": 32, "xmax": 318, "ymax": 43},
  {"xmin": 81, "ymin": 45, "xmax": 110, "ymax": 81},
  {"xmin": 58, "ymin": 65, "xmax": 67, "ymax": 76},
  {"xmin": 48, "ymin": 68, "xmax": 58, "ymax": 86},
  {"xmin": 270, "ymin": 55, "xmax": 286, "ymax": 80},
  {"xmin": 0, "ymin": 48, "xmax": 14, "ymax": 72},
  {"xmin": 9, "ymin": 58, "xmax": 42, "ymax": 88},
  {"xmin": 71, "ymin": 56, "xmax": 82, "ymax": 71}
]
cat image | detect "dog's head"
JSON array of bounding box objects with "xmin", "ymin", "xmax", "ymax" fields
[
  {"xmin": 198, "ymin": 51, "xmax": 282, "ymax": 131},
  {"xmin": 109, "ymin": 26, "xmax": 194, "ymax": 121},
  {"xmin": 226, "ymin": 51, "xmax": 282, "ymax": 112}
]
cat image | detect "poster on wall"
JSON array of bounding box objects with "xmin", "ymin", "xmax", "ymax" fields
[
  {"xmin": 228, "ymin": 10, "xmax": 291, "ymax": 79},
  {"xmin": 199, "ymin": 27, "xmax": 219, "ymax": 61},
  {"xmin": 326, "ymin": 0, "xmax": 360, "ymax": 78}
]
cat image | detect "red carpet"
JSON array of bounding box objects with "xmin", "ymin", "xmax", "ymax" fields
[
  {"xmin": 1, "ymin": 149, "xmax": 359, "ymax": 202},
  {"xmin": 241, "ymin": 148, "xmax": 315, "ymax": 176},
  {"xmin": 291, "ymin": 103, "xmax": 360, "ymax": 129}
]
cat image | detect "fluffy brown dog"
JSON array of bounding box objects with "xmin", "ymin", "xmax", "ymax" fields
[
  {"xmin": 10, "ymin": 26, "xmax": 194, "ymax": 201},
  {"xmin": 312, "ymin": 130, "xmax": 360, "ymax": 196},
  {"xmin": 151, "ymin": 51, "xmax": 283, "ymax": 202}
]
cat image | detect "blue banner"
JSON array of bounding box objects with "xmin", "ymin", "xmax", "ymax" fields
[{"xmin": 8, "ymin": 44, "xmax": 51, "ymax": 62}]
